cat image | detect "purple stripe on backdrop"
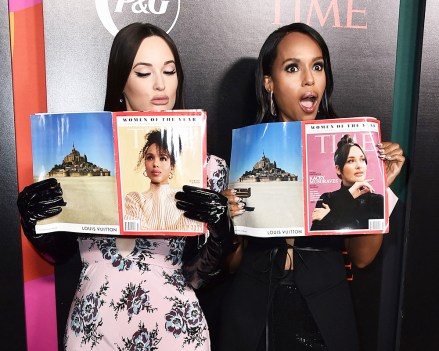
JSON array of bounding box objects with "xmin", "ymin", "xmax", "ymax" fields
[
  {"xmin": 25, "ymin": 275, "xmax": 58, "ymax": 351},
  {"xmin": 8, "ymin": 0, "xmax": 42, "ymax": 12}
]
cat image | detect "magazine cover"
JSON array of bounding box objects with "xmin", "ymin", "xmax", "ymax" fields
[
  {"xmin": 31, "ymin": 111, "xmax": 119, "ymax": 235},
  {"xmin": 113, "ymin": 110, "xmax": 207, "ymax": 236},
  {"xmin": 304, "ymin": 117, "xmax": 388, "ymax": 235},
  {"xmin": 30, "ymin": 110, "xmax": 207, "ymax": 236},
  {"xmin": 229, "ymin": 117, "xmax": 388, "ymax": 237}
]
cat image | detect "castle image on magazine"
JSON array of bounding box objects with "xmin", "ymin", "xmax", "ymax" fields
[
  {"xmin": 237, "ymin": 151, "xmax": 298, "ymax": 183},
  {"xmin": 48, "ymin": 143, "xmax": 111, "ymax": 177}
]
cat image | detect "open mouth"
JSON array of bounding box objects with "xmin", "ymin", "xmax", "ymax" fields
[{"xmin": 300, "ymin": 93, "xmax": 318, "ymax": 113}]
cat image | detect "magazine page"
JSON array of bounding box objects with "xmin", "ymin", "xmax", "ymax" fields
[
  {"xmin": 30, "ymin": 110, "xmax": 207, "ymax": 236},
  {"xmin": 229, "ymin": 122, "xmax": 306, "ymax": 237},
  {"xmin": 31, "ymin": 111, "xmax": 119, "ymax": 235},
  {"xmin": 114, "ymin": 110, "xmax": 207, "ymax": 236},
  {"xmin": 304, "ymin": 117, "xmax": 389, "ymax": 235},
  {"xmin": 229, "ymin": 117, "xmax": 389, "ymax": 238}
]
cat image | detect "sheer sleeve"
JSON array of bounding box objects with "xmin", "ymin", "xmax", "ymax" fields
[{"xmin": 182, "ymin": 155, "xmax": 235, "ymax": 289}]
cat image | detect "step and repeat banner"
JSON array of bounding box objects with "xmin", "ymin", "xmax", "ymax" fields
[
  {"xmin": 43, "ymin": 0, "xmax": 400, "ymax": 160},
  {"xmin": 8, "ymin": 1, "xmax": 403, "ymax": 350}
]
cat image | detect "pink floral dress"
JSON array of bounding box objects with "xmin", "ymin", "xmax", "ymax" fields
[{"xmin": 64, "ymin": 155, "xmax": 228, "ymax": 350}]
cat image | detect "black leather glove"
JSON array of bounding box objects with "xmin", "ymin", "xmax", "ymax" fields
[
  {"xmin": 17, "ymin": 178, "xmax": 78, "ymax": 264},
  {"xmin": 175, "ymin": 185, "xmax": 230, "ymax": 237},
  {"xmin": 176, "ymin": 185, "xmax": 235, "ymax": 288}
]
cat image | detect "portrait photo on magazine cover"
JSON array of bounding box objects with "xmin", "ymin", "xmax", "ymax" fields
[
  {"xmin": 307, "ymin": 131, "xmax": 386, "ymax": 233},
  {"xmin": 116, "ymin": 125, "xmax": 205, "ymax": 234}
]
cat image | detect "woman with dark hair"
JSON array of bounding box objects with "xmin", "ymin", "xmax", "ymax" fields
[
  {"xmin": 104, "ymin": 22, "xmax": 185, "ymax": 112},
  {"xmin": 123, "ymin": 128, "xmax": 199, "ymax": 231},
  {"xmin": 220, "ymin": 23, "xmax": 405, "ymax": 351},
  {"xmin": 17, "ymin": 22, "xmax": 232, "ymax": 350},
  {"xmin": 311, "ymin": 134, "xmax": 384, "ymax": 231},
  {"xmin": 254, "ymin": 22, "xmax": 336, "ymax": 123}
]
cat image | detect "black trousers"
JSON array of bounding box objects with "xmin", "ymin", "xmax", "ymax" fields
[{"xmin": 257, "ymin": 270, "xmax": 328, "ymax": 351}]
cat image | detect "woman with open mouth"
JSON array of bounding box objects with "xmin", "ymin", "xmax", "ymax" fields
[{"xmin": 219, "ymin": 22, "xmax": 405, "ymax": 351}]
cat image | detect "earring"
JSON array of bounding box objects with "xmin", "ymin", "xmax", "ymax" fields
[
  {"xmin": 169, "ymin": 172, "xmax": 174, "ymax": 180},
  {"xmin": 269, "ymin": 91, "xmax": 276, "ymax": 116},
  {"xmin": 143, "ymin": 170, "xmax": 148, "ymax": 177}
]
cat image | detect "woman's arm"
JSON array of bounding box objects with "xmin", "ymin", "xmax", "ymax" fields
[
  {"xmin": 344, "ymin": 234, "xmax": 383, "ymax": 268},
  {"xmin": 179, "ymin": 156, "xmax": 235, "ymax": 288},
  {"xmin": 21, "ymin": 230, "xmax": 79, "ymax": 265},
  {"xmin": 17, "ymin": 178, "xmax": 79, "ymax": 264},
  {"xmin": 178, "ymin": 186, "xmax": 234, "ymax": 288}
]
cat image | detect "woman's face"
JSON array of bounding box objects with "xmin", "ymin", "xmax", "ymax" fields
[
  {"xmin": 124, "ymin": 36, "xmax": 178, "ymax": 112},
  {"xmin": 337, "ymin": 145, "xmax": 367, "ymax": 186},
  {"xmin": 144, "ymin": 143, "xmax": 173, "ymax": 185},
  {"xmin": 264, "ymin": 32, "xmax": 326, "ymax": 122}
]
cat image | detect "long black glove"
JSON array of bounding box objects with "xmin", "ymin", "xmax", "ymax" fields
[
  {"xmin": 17, "ymin": 178, "xmax": 78, "ymax": 264},
  {"xmin": 176, "ymin": 185, "xmax": 235, "ymax": 288},
  {"xmin": 175, "ymin": 185, "xmax": 229, "ymax": 233}
]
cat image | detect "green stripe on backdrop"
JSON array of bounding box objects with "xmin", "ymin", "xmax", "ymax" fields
[
  {"xmin": 390, "ymin": 1, "xmax": 426, "ymax": 351},
  {"xmin": 391, "ymin": 0, "xmax": 426, "ymax": 200}
]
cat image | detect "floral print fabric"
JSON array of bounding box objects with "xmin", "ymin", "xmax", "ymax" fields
[{"xmin": 64, "ymin": 155, "xmax": 228, "ymax": 350}]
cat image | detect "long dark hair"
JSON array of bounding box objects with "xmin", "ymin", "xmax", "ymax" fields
[
  {"xmin": 104, "ymin": 22, "xmax": 185, "ymax": 112},
  {"xmin": 255, "ymin": 22, "xmax": 336, "ymax": 123}
]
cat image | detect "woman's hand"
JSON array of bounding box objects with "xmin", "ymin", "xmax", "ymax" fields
[
  {"xmin": 312, "ymin": 203, "xmax": 331, "ymax": 221},
  {"xmin": 17, "ymin": 178, "xmax": 78, "ymax": 265},
  {"xmin": 175, "ymin": 185, "xmax": 231, "ymax": 238},
  {"xmin": 378, "ymin": 141, "xmax": 405, "ymax": 187},
  {"xmin": 17, "ymin": 178, "xmax": 66, "ymax": 237},
  {"xmin": 348, "ymin": 179, "xmax": 375, "ymax": 199},
  {"xmin": 222, "ymin": 188, "xmax": 245, "ymax": 218}
]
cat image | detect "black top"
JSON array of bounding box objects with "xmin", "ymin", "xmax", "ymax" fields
[
  {"xmin": 311, "ymin": 185, "xmax": 384, "ymax": 231},
  {"xmin": 218, "ymin": 235, "xmax": 359, "ymax": 351}
]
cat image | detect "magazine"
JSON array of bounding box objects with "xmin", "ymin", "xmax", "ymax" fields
[
  {"xmin": 229, "ymin": 117, "xmax": 388, "ymax": 237},
  {"xmin": 30, "ymin": 110, "xmax": 207, "ymax": 236}
]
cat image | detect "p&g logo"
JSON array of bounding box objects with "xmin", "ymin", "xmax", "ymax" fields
[{"xmin": 95, "ymin": 0, "xmax": 181, "ymax": 36}]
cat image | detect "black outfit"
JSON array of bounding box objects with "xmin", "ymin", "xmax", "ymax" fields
[
  {"xmin": 218, "ymin": 236, "xmax": 359, "ymax": 351},
  {"xmin": 311, "ymin": 185, "xmax": 384, "ymax": 231}
]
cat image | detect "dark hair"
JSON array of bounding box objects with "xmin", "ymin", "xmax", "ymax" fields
[
  {"xmin": 137, "ymin": 129, "xmax": 182, "ymax": 169},
  {"xmin": 334, "ymin": 134, "xmax": 367, "ymax": 179},
  {"xmin": 104, "ymin": 22, "xmax": 184, "ymax": 112},
  {"xmin": 255, "ymin": 22, "xmax": 336, "ymax": 123}
]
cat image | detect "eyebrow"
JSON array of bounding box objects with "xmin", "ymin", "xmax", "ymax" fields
[
  {"xmin": 347, "ymin": 154, "xmax": 365, "ymax": 159},
  {"xmin": 133, "ymin": 60, "xmax": 176, "ymax": 69},
  {"xmin": 281, "ymin": 56, "xmax": 324, "ymax": 65},
  {"xmin": 145, "ymin": 151, "xmax": 170, "ymax": 157}
]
